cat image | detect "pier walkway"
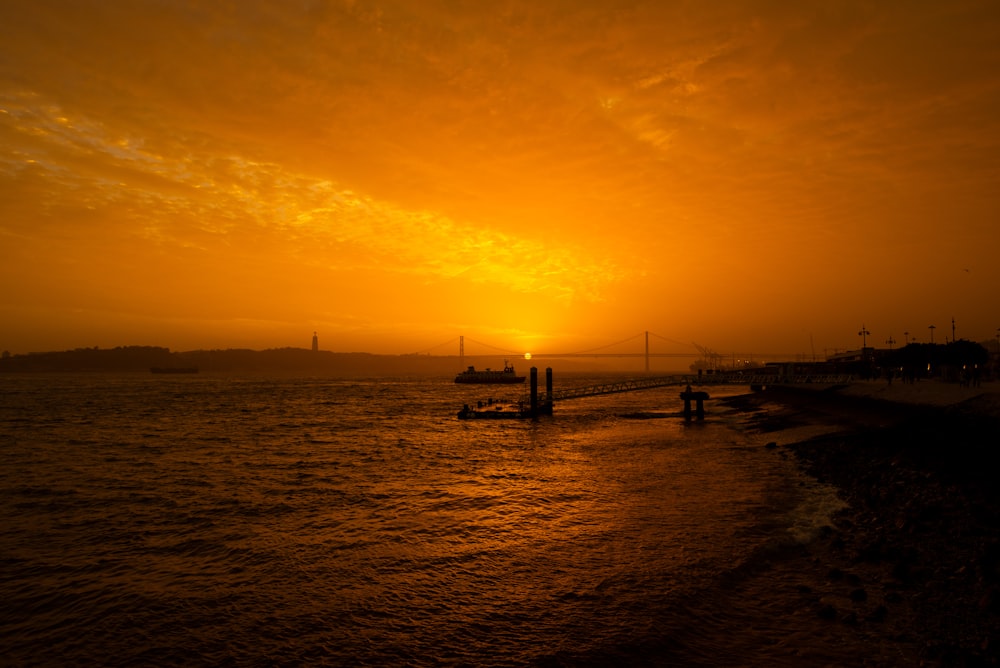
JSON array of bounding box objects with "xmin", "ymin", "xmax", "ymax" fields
[
  {"xmin": 457, "ymin": 370, "xmax": 855, "ymax": 419},
  {"xmin": 549, "ymin": 373, "xmax": 855, "ymax": 402}
]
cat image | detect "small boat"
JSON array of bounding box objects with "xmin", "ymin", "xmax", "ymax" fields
[
  {"xmin": 150, "ymin": 367, "xmax": 199, "ymax": 374},
  {"xmin": 454, "ymin": 360, "xmax": 525, "ymax": 384}
]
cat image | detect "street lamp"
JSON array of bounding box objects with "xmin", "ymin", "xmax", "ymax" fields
[
  {"xmin": 858, "ymin": 325, "xmax": 870, "ymax": 348},
  {"xmin": 928, "ymin": 325, "xmax": 936, "ymax": 344},
  {"xmin": 886, "ymin": 336, "xmax": 895, "ymax": 350},
  {"xmin": 903, "ymin": 331, "xmax": 909, "ymax": 345}
]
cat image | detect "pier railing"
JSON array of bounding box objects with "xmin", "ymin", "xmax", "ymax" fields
[
  {"xmin": 693, "ymin": 373, "xmax": 855, "ymax": 386},
  {"xmin": 458, "ymin": 371, "xmax": 856, "ymax": 418},
  {"xmin": 550, "ymin": 374, "xmax": 689, "ymax": 401},
  {"xmin": 549, "ymin": 373, "xmax": 854, "ymax": 402}
]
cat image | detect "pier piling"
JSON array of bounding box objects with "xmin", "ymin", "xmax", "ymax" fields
[
  {"xmin": 530, "ymin": 367, "xmax": 538, "ymax": 417},
  {"xmin": 680, "ymin": 384, "xmax": 710, "ymax": 421},
  {"xmin": 544, "ymin": 367, "xmax": 553, "ymax": 415}
]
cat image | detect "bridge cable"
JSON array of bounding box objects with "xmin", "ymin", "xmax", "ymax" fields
[
  {"xmin": 463, "ymin": 337, "xmax": 524, "ymax": 356},
  {"xmin": 409, "ymin": 337, "xmax": 460, "ymax": 355},
  {"xmin": 647, "ymin": 331, "xmax": 698, "ymax": 349},
  {"xmin": 562, "ymin": 332, "xmax": 647, "ymax": 355}
]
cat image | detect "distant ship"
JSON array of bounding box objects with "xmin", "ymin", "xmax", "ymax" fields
[
  {"xmin": 150, "ymin": 367, "xmax": 199, "ymax": 374},
  {"xmin": 454, "ymin": 360, "xmax": 525, "ymax": 384}
]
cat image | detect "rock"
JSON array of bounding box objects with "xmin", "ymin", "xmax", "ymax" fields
[
  {"xmin": 978, "ymin": 587, "xmax": 1000, "ymax": 614},
  {"xmin": 867, "ymin": 605, "xmax": 888, "ymax": 623},
  {"xmin": 891, "ymin": 560, "xmax": 912, "ymax": 583}
]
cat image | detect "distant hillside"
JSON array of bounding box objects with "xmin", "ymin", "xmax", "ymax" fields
[
  {"xmin": 0, "ymin": 346, "xmax": 617, "ymax": 376},
  {"xmin": 0, "ymin": 346, "xmax": 177, "ymax": 372}
]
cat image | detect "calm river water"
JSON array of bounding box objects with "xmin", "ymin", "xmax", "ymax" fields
[{"xmin": 1, "ymin": 373, "xmax": 854, "ymax": 666}]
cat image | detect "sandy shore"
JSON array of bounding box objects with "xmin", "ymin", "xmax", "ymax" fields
[{"xmin": 723, "ymin": 380, "xmax": 1000, "ymax": 666}]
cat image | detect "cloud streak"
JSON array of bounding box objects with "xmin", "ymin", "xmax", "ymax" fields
[{"xmin": 1, "ymin": 89, "xmax": 623, "ymax": 305}]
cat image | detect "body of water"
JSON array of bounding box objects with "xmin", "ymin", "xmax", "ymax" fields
[{"xmin": 1, "ymin": 373, "xmax": 850, "ymax": 665}]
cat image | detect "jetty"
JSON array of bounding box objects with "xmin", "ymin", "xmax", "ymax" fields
[
  {"xmin": 458, "ymin": 367, "xmax": 554, "ymax": 419},
  {"xmin": 456, "ymin": 367, "xmax": 855, "ymax": 420}
]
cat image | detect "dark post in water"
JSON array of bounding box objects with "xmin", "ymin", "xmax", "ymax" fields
[
  {"xmin": 545, "ymin": 367, "xmax": 554, "ymax": 415},
  {"xmin": 530, "ymin": 367, "xmax": 538, "ymax": 417},
  {"xmin": 680, "ymin": 384, "xmax": 710, "ymax": 421}
]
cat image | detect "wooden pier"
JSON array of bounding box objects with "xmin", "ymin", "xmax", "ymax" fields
[
  {"xmin": 456, "ymin": 368, "xmax": 855, "ymax": 419},
  {"xmin": 457, "ymin": 367, "xmax": 553, "ymax": 419}
]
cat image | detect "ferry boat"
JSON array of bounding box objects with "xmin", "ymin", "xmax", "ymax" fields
[{"xmin": 453, "ymin": 360, "xmax": 525, "ymax": 384}]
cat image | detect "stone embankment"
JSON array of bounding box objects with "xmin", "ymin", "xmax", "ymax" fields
[{"xmin": 727, "ymin": 380, "xmax": 1000, "ymax": 665}]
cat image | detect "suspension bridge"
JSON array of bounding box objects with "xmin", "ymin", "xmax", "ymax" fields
[
  {"xmin": 426, "ymin": 331, "xmax": 846, "ymax": 418},
  {"xmin": 415, "ymin": 331, "xmax": 815, "ymax": 373}
]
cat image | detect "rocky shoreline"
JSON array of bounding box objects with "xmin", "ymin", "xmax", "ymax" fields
[{"xmin": 724, "ymin": 382, "xmax": 1000, "ymax": 666}]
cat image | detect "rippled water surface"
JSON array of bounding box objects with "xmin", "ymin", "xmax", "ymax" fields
[{"xmin": 1, "ymin": 373, "xmax": 845, "ymax": 665}]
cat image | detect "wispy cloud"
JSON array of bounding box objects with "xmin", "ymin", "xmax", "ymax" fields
[{"xmin": 0, "ymin": 92, "xmax": 625, "ymax": 304}]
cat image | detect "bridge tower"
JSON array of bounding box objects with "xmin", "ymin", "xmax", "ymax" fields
[
  {"xmin": 459, "ymin": 335, "xmax": 464, "ymax": 369},
  {"xmin": 645, "ymin": 331, "xmax": 650, "ymax": 373}
]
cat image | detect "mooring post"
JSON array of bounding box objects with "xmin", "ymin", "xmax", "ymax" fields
[
  {"xmin": 545, "ymin": 367, "xmax": 553, "ymax": 415},
  {"xmin": 680, "ymin": 384, "xmax": 709, "ymax": 421},
  {"xmin": 530, "ymin": 367, "xmax": 538, "ymax": 417}
]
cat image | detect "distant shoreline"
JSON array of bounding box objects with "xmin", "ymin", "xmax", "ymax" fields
[{"xmin": 0, "ymin": 346, "xmax": 669, "ymax": 375}]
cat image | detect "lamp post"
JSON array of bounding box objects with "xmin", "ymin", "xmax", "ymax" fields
[
  {"xmin": 903, "ymin": 331, "xmax": 909, "ymax": 345},
  {"xmin": 928, "ymin": 325, "xmax": 936, "ymax": 344},
  {"xmin": 886, "ymin": 336, "xmax": 895, "ymax": 351},
  {"xmin": 858, "ymin": 325, "xmax": 871, "ymax": 370}
]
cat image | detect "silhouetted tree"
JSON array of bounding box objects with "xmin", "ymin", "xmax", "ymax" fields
[
  {"xmin": 884, "ymin": 340, "xmax": 988, "ymax": 381},
  {"xmin": 942, "ymin": 339, "xmax": 989, "ymax": 367}
]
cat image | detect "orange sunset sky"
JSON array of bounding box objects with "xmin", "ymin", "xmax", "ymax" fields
[{"xmin": 2, "ymin": 1, "xmax": 999, "ymax": 358}]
